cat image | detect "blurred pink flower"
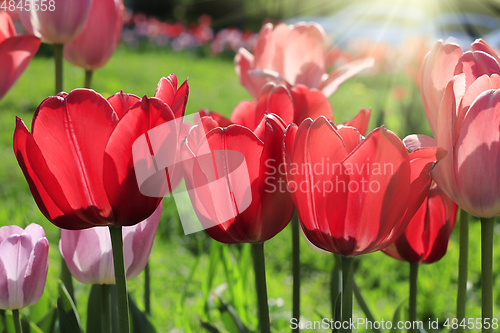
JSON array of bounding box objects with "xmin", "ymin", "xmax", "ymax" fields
[
  {"xmin": 63, "ymin": 0, "xmax": 124, "ymax": 71},
  {"xmin": 60, "ymin": 204, "xmax": 162, "ymax": 285}
]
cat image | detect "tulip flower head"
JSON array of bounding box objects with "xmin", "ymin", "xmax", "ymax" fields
[
  {"xmin": 415, "ymin": 39, "xmax": 500, "ymax": 218},
  {"xmin": 283, "ymin": 117, "xmax": 444, "ymax": 256},
  {"xmin": 235, "ymin": 22, "xmax": 374, "ymax": 98},
  {"xmin": 0, "ymin": 11, "xmax": 41, "ymax": 100},
  {"xmin": 60, "ymin": 204, "xmax": 161, "ymax": 284},
  {"xmin": 0, "ymin": 224, "xmax": 49, "ymax": 310},
  {"xmin": 383, "ymin": 184, "xmax": 457, "ymax": 264},
  {"xmin": 64, "ymin": 0, "xmax": 124, "ymax": 71},
  {"xmin": 14, "ymin": 76, "xmax": 188, "ymax": 229},
  {"xmin": 19, "ymin": 0, "xmax": 93, "ymax": 44}
]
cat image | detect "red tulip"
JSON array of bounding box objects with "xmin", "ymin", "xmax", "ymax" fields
[
  {"xmin": 63, "ymin": 0, "xmax": 124, "ymax": 71},
  {"xmin": 14, "ymin": 80, "xmax": 187, "ymax": 229},
  {"xmin": 201, "ymin": 83, "xmax": 371, "ymax": 135},
  {"xmin": 235, "ymin": 22, "xmax": 373, "ymax": 98},
  {"xmin": 383, "ymin": 184, "xmax": 457, "ymax": 264},
  {"xmin": 412, "ymin": 39, "xmax": 500, "ymax": 217},
  {"xmin": 0, "ymin": 224, "xmax": 48, "ymax": 310},
  {"xmin": 0, "ymin": 11, "xmax": 40, "ymax": 100},
  {"xmin": 283, "ymin": 117, "xmax": 444, "ymax": 256},
  {"xmin": 181, "ymin": 113, "xmax": 294, "ymax": 243},
  {"xmin": 19, "ymin": 0, "xmax": 92, "ymax": 44}
]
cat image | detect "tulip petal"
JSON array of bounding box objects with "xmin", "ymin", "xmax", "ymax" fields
[
  {"xmin": 234, "ymin": 47, "xmax": 268, "ymax": 98},
  {"xmin": 290, "ymin": 84, "xmax": 333, "ymax": 125},
  {"xmin": 320, "ymin": 57, "xmax": 374, "ymax": 97},
  {"xmin": 471, "ymin": 39, "xmax": 500, "ymax": 63},
  {"xmin": 454, "ymin": 89, "xmax": 500, "ymax": 217},
  {"xmin": 230, "ymin": 100, "xmax": 258, "ymax": 129},
  {"xmin": 454, "ymin": 51, "xmax": 500, "ymax": 89},
  {"xmin": 0, "ymin": 12, "xmax": 16, "ymax": 43},
  {"xmin": 107, "ymin": 91, "xmax": 140, "ymax": 119},
  {"xmin": 403, "ymin": 134, "xmax": 437, "ymax": 152},
  {"xmin": 0, "ymin": 226, "xmax": 24, "ymax": 244},
  {"xmin": 22, "ymin": 237, "xmax": 48, "ymax": 307},
  {"xmin": 340, "ymin": 108, "xmax": 371, "ymax": 136},
  {"xmin": 0, "ymin": 34, "xmax": 41, "ymax": 100},
  {"xmin": 104, "ymin": 97, "xmax": 175, "ymax": 226}
]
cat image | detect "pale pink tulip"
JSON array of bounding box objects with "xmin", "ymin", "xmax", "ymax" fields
[
  {"xmin": 19, "ymin": 0, "xmax": 92, "ymax": 44},
  {"xmin": 235, "ymin": 22, "xmax": 373, "ymax": 98},
  {"xmin": 0, "ymin": 224, "xmax": 49, "ymax": 310},
  {"xmin": 64, "ymin": 0, "xmax": 124, "ymax": 70},
  {"xmin": 0, "ymin": 11, "xmax": 40, "ymax": 100},
  {"xmin": 59, "ymin": 204, "xmax": 162, "ymax": 285}
]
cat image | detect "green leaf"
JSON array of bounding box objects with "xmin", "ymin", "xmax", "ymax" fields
[
  {"xmin": 199, "ymin": 319, "xmax": 221, "ymax": 333},
  {"xmin": 57, "ymin": 280, "xmax": 83, "ymax": 333},
  {"xmin": 390, "ymin": 297, "xmax": 408, "ymax": 333},
  {"xmin": 129, "ymin": 294, "xmax": 157, "ymax": 333},
  {"xmin": 216, "ymin": 296, "xmax": 249, "ymax": 333},
  {"xmin": 35, "ymin": 308, "xmax": 57, "ymax": 333},
  {"xmin": 332, "ymin": 292, "xmax": 341, "ymax": 333},
  {"xmin": 86, "ymin": 285, "xmax": 103, "ymax": 333},
  {"xmin": 28, "ymin": 293, "xmax": 53, "ymax": 324}
]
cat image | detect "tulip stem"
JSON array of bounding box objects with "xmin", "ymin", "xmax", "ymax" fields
[
  {"xmin": 12, "ymin": 309, "xmax": 22, "ymax": 333},
  {"xmin": 341, "ymin": 256, "xmax": 354, "ymax": 333},
  {"xmin": 409, "ymin": 262, "xmax": 419, "ymax": 333},
  {"xmin": 291, "ymin": 213, "xmax": 300, "ymax": 327},
  {"xmin": 54, "ymin": 44, "xmax": 64, "ymax": 94},
  {"xmin": 84, "ymin": 70, "xmax": 93, "ymax": 89},
  {"xmin": 144, "ymin": 262, "xmax": 151, "ymax": 315},
  {"xmin": 109, "ymin": 226, "xmax": 130, "ymax": 333},
  {"xmin": 60, "ymin": 256, "xmax": 75, "ymax": 304},
  {"xmin": 251, "ymin": 242, "xmax": 270, "ymax": 333},
  {"xmin": 353, "ymin": 280, "xmax": 383, "ymax": 333},
  {"xmin": 456, "ymin": 209, "xmax": 469, "ymax": 333},
  {"xmin": 481, "ymin": 217, "xmax": 495, "ymax": 333},
  {"xmin": 331, "ymin": 254, "xmax": 342, "ymax": 320},
  {"xmin": 102, "ymin": 284, "xmax": 111, "ymax": 333}
]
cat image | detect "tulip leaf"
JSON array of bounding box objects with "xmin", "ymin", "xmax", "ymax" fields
[
  {"xmin": 332, "ymin": 292, "xmax": 341, "ymax": 333},
  {"xmin": 215, "ymin": 296, "xmax": 249, "ymax": 333},
  {"xmin": 28, "ymin": 292, "xmax": 53, "ymax": 325},
  {"xmin": 129, "ymin": 294, "xmax": 157, "ymax": 333},
  {"xmin": 86, "ymin": 284, "xmax": 103, "ymax": 333},
  {"xmin": 199, "ymin": 319, "xmax": 221, "ymax": 333},
  {"xmin": 390, "ymin": 297, "xmax": 408, "ymax": 333},
  {"xmin": 0, "ymin": 311, "xmax": 44, "ymax": 333},
  {"xmin": 35, "ymin": 308, "xmax": 57, "ymax": 333},
  {"xmin": 57, "ymin": 281, "xmax": 83, "ymax": 333}
]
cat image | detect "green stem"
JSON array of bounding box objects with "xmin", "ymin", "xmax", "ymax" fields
[
  {"xmin": 144, "ymin": 262, "xmax": 151, "ymax": 315},
  {"xmin": 291, "ymin": 213, "xmax": 300, "ymax": 327},
  {"xmin": 84, "ymin": 70, "xmax": 93, "ymax": 89},
  {"xmin": 54, "ymin": 44, "xmax": 64, "ymax": 94},
  {"xmin": 109, "ymin": 226, "xmax": 130, "ymax": 333},
  {"xmin": 60, "ymin": 230, "xmax": 75, "ymax": 303},
  {"xmin": 251, "ymin": 242, "xmax": 270, "ymax": 333},
  {"xmin": 102, "ymin": 285, "xmax": 111, "ymax": 333},
  {"xmin": 331, "ymin": 254, "xmax": 342, "ymax": 320},
  {"xmin": 409, "ymin": 263, "xmax": 419, "ymax": 333},
  {"xmin": 456, "ymin": 209, "xmax": 469, "ymax": 333},
  {"xmin": 341, "ymin": 256, "xmax": 354, "ymax": 333},
  {"xmin": 353, "ymin": 280, "xmax": 383, "ymax": 333},
  {"xmin": 12, "ymin": 309, "xmax": 22, "ymax": 333},
  {"xmin": 481, "ymin": 217, "xmax": 494, "ymax": 333}
]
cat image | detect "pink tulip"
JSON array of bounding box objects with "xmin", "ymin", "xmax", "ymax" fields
[
  {"xmin": 0, "ymin": 224, "xmax": 49, "ymax": 310},
  {"xmin": 59, "ymin": 204, "xmax": 162, "ymax": 284},
  {"xmin": 19, "ymin": 0, "xmax": 93, "ymax": 44},
  {"xmin": 64, "ymin": 0, "xmax": 124, "ymax": 70},
  {"xmin": 235, "ymin": 22, "xmax": 373, "ymax": 98},
  {"xmin": 0, "ymin": 11, "xmax": 41, "ymax": 100},
  {"xmin": 412, "ymin": 39, "xmax": 500, "ymax": 217}
]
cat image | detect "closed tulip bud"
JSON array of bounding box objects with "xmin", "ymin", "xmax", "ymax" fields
[
  {"xmin": 0, "ymin": 224, "xmax": 49, "ymax": 310},
  {"xmin": 0, "ymin": 12, "xmax": 41, "ymax": 100},
  {"xmin": 19, "ymin": 0, "xmax": 93, "ymax": 44},
  {"xmin": 60, "ymin": 204, "xmax": 161, "ymax": 284},
  {"xmin": 64, "ymin": 0, "xmax": 124, "ymax": 71},
  {"xmin": 383, "ymin": 184, "xmax": 458, "ymax": 264}
]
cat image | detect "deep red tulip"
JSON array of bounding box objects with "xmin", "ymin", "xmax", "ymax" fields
[
  {"xmin": 181, "ymin": 113, "xmax": 294, "ymax": 243},
  {"xmin": 19, "ymin": 0, "xmax": 92, "ymax": 45},
  {"xmin": 283, "ymin": 117, "xmax": 444, "ymax": 256},
  {"xmin": 235, "ymin": 22, "xmax": 373, "ymax": 98},
  {"xmin": 63, "ymin": 0, "xmax": 124, "ymax": 71},
  {"xmin": 413, "ymin": 39, "xmax": 500, "ymax": 217},
  {"xmin": 14, "ymin": 81, "xmax": 187, "ymax": 229},
  {"xmin": 0, "ymin": 12, "xmax": 41, "ymax": 100},
  {"xmin": 383, "ymin": 184, "xmax": 457, "ymax": 264}
]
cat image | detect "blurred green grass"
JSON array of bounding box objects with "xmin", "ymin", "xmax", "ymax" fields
[{"xmin": 0, "ymin": 45, "xmax": 497, "ymax": 332}]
